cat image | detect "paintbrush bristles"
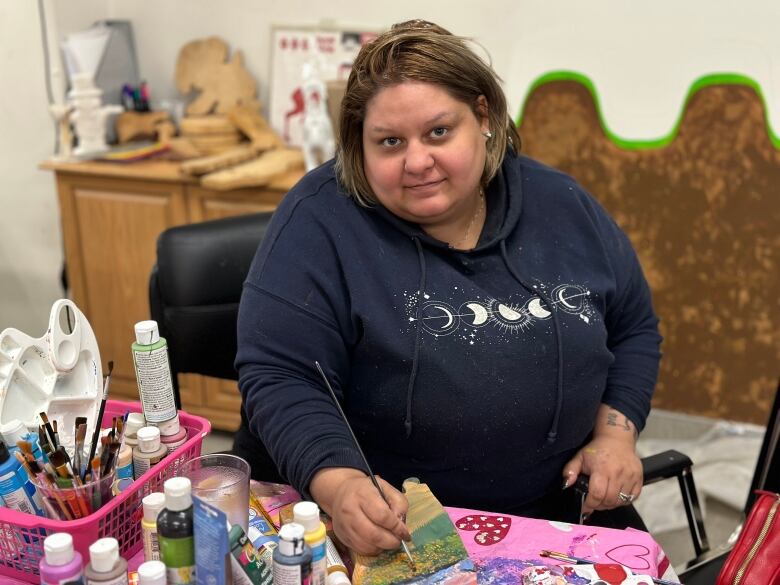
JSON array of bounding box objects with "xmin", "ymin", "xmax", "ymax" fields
[
  {"xmin": 85, "ymin": 359, "xmax": 113, "ymax": 480},
  {"xmin": 48, "ymin": 449, "xmax": 69, "ymax": 476},
  {"xmin": 74, "ymin": 423, "xmax": 87, "ymax": 478},
  {"xmin": 39, "ymin": 412, "xmax": 57, "ymax": 449},
  {"xmin": 16, "ymin": 440, "xmax": 34, "ymax": 459}
]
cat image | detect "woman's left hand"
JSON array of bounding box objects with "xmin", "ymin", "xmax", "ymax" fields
[{"xmin": 562, "ymin": 404, "xmax": 643, "ymax": 514}]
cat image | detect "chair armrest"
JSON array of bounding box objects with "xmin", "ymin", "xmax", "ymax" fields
[
  {"xmin": 573, "ymin": 449, "xmax": 693, "ymax": 491},
  {"xmin": 642, "ymin": 449, "xmax": 693, "ymax": 485}
]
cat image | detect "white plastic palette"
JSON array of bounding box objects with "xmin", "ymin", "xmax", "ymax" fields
[{"xmin": 0, "ymin": 299, "xmax": 103, "ymax": 449}]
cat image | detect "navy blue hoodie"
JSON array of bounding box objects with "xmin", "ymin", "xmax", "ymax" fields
[{"xmin": 236, "ymin": 153, "xmax": 661, "ymax": 513}]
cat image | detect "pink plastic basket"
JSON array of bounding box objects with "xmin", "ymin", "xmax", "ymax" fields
[{"xmin": 0, "ymin": 400, "xmax": 211, "ymax": 583}]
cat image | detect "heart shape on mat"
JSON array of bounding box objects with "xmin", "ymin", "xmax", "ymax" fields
[
  {"xmin": 605, "ymin": 544, "xmax": 651, "ymax": 571},
  {"xmin": 455, "ymin": 514, "xmax": 511, "ymax": 546}
]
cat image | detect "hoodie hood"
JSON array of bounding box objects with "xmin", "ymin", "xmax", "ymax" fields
[{"xmin": 370, "ymin": 154, "xmax": 522, "ymax": 252}]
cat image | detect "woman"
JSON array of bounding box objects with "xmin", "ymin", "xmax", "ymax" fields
[{"xmin": 235, "ymin": 20, "xmax": 662, "ymax": 555}]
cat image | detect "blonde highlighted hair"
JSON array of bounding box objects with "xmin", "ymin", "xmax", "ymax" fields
[{"xmin": 335, "ymin": 19, "xmax": 520, "ymax": 206}]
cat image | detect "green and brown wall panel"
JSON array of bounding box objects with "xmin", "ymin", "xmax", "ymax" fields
[{"xmin": 517, "ymin": 77, "xmax": 779, "ymax": 424}]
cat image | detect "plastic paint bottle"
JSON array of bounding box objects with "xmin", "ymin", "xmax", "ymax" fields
[
  {"xmin": 327, "ymin": 571, "xmax": 351, "ymax": 585},
  {"xmin": 137, "ymin": 560, "xmax": 167, "ymax": 585},
  {"xmin": 123, "ymin": 412, "xmax": 147, "ymax": 449},
  {"xmin": 114, "ymin": 444, "xmax": 134, "ymax": 492},
  {"xmin": 84, "ymin": 537, "xmax": 128, "ymax": 585},
  {"xmin": 132, "ymin": 320, "xmax": 178, "ymax": 431},
  {"xmin": 158, "ymin": 477, "xmax": 195, "ymax": 585},
  {"xmin": 142, "ymin": 491, "xmax": 166, "ymax": 561},
  {"xmin": 293, "ymin": 501, "xmax": 327, "ymax": 585},
  {"xmin": 273, "ymin": 522, "xmax": 312, "ymax": 585},
  {"xmin": 0, "ymin": 440, "xmax": 39, "ymax": 516},
  {"xmin": 132, "ymin": 427, "xmax": 168, "ymax": 479},
  {"xmin": 159, "ymin": 426, "xmax": 188, "ymax": 454},
  {"xmin": 39, "ymin": 532, "xmax": 85, "ymax": 585},
  {"xmin": 0, "ymin": 428, "xmax": 44, "ymax": 515},
  {"xmin": 325, "ymin": 537, "xmax": 349, "ymax": 578},
  {"xmin": 1, "ymin": 419, "xmax": 44, "ymax": 460},
  {"xmin": 153, "ymin": 413, "xmax": 181, "ymax": 438}
]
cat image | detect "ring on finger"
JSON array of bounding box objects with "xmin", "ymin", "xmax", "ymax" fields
[{"xmin": 618, "ymin": 491, "xmax": 635, "ymax": 503}]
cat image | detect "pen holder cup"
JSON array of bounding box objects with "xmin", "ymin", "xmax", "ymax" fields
[{"xmin": 32, "ymin": 471, "xmax": 116, "ymax": 521}]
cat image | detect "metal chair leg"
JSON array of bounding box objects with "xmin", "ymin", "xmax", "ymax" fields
[{"xmin": 677, "ymin": 466, "xmax": 710, "ymax": 561}]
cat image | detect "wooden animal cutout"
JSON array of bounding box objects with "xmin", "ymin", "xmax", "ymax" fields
[
  {"xmin": 175, "ymin": 37, "xmax": 260, "ymax": 115},
  {"xmin": 115, "ymin": 111, "xmax": 171, "ymax": 143}
]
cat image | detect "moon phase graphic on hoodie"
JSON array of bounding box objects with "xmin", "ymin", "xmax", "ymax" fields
[{"xmin": 406, "ymin": 283, "xmax": 594, "ymax": 338}]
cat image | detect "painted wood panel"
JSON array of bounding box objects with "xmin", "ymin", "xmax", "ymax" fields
[{"xmin": 519, "ymin": 81, "xmax": 779, "ymax": 424}]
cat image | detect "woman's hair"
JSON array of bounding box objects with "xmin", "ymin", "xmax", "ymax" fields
[{"xmin": 335, "ymin": 19, "xmax": 520, "ymax": 206}]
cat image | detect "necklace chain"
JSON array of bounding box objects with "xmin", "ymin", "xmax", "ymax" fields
[{"xmin": 452, "ymin": 189, "xmax": 485, "ymax": 248}]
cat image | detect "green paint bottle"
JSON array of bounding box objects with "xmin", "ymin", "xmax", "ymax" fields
[
  {"xmin": 132, "ymin": 321, "xmax": 178, "ymax": 432},
  {"xmin": 158, "ymin": 477, "xmax": 195, "ymax": 584}
]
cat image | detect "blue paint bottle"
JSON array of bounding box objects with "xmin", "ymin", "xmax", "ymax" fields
[
  {"xmin": 0, "ymin": 420, "xmax": 45, "ymax": 514},
  {"xmin": 273, "ymin": 523, "xmax": 312, "ymax": 585},
  {"xmin": 0, "ymin": 441, "xmax": 39, "ymax": 516}
]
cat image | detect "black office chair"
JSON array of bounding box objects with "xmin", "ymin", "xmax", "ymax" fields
[
  {"xmin": 149, "ymin": 212, "xmax": 721, "ymax": 565},
  {"xmin": 149, "ymin": 211, "xmax": 285, "ymax": 483}
]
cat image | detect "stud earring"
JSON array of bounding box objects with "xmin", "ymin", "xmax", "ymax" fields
[{"xmin": 482, "ymin": 130, "xmax": 493, "ymax": 139}]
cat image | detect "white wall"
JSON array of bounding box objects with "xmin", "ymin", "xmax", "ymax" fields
[
  {"xmin": 105, "ymin": 0, "xmax": 521, "ymax": 121},
  {"xmin": 0, "ymin": 1, "xmax": 108, "ymax": 335},
  {"xmin": 2, "ymin": 0, "xmax": 778, "ymax": 334}
]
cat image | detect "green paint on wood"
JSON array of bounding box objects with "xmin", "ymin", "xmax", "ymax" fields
[{"xmin": 516, "ymin": 71, "xmax": 780, "ymax": 150}]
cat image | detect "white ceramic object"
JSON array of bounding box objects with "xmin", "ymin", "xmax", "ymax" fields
[
  {"xmin": 68, "ymin": 73, "xmax": 122, "ymax": 157},
  {"xmin": 300, "ymin": 61, "xmax": 335, "ymax": 172},
  {"xmin": 0, "ymin": 299, "xmax": 102, "ymax": 450}
]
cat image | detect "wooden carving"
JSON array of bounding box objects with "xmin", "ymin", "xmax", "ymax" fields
[{"xmin": 175, "ymin": 37, "xmax": 260, "ymax": 115}]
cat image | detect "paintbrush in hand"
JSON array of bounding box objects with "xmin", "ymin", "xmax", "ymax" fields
[
  {"xmin": 314, "ymin": 361, "xmax": 416, "ymax": 571},
  {"xmin": 85, "ymin": 360, "xmax": 113, "ymax": 480}
]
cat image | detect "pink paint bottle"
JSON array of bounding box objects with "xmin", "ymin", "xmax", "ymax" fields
[
  {"xmin": 40, "ymin": 532, "xmax": 85, "ymax": 585},
  {"xmin": 160, "ymin": 426, "xmax": 188, "ymax": 454}
]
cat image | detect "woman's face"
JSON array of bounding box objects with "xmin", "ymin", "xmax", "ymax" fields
[{"xmin": 362, "ymin": 81, "xmax": 489, "ymax": 228}]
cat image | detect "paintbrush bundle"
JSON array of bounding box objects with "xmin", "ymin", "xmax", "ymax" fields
[{"xmin": 17, "ymin": 408, "xmax": 129, "ymax": 520}]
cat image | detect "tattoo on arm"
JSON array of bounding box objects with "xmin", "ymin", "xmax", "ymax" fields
[{"xmin": 606, "ymin": 409, "xmax": 637, "ymax": 436}]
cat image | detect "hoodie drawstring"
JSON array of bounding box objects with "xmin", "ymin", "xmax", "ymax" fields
[
  {"xmin": 500, "ymin": 240, "xmax": 563, "ymax": 444},
  {"xmin": 404, "ymin": 236, "xmax": 427, "ymax": 438}
]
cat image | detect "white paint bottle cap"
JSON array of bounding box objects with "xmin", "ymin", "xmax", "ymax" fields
[
  {"xmin": 89, "ymin": 537, "xmax": 119, "ymax": 573},
  {"xmin": 43, "ymin": 532, "xmax": 74, "ymax": 566},
  {"xmin": 125, "ymin": 412, "xmax": 146, "ymax": 437},
  {"xmin": 293, "ymin": 501, "xmax": 321, "ymax": 532},
  {"xmin": 143, "ymin": 492, "xmax": 166, "ymax": 522},
  {"xmin": 134, "ymin": 320, "xmax": 160, "ymax": 345},
  {"xmin": 137, "ymin": 426, "xmax": 161, "ymax": 453},
  {"xmin": 0, "ymin": 419, "xmax": 28, "ymax": 445},
  {"xmin": 278, "ymin": 522, "xmax": 306, "ymax": 556},
  {"xmin": 163, "ymin": 477, "xmax": 192, "ymax": 511},
  {"xmin": 327, "ymin": 571, "xmax": 351, "ymax": 585},
  {"xmin": 138, "ymin": 560, "xmax": 167, "ymax": 585}
]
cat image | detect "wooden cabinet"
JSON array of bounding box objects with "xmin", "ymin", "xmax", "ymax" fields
[{"xmin": 43, "ymin": 159, "xmax": 300, "ymax": 430}]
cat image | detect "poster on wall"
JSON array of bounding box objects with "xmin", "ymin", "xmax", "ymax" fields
[{"xmin": 269, "ymin": 26, "xmax": 377, "ymax": 147}]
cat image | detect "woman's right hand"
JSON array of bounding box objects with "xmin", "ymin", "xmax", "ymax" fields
[{"xmin": 310, "ymin": 467, "xmax": 411, "ymax": 555}]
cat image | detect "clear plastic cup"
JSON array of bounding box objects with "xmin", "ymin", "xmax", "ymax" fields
[
  {"xmin": 178, "ymin": 454, "xmax": 250, "ymax": 530},
  {"xmin": 33, "ymin": 471, "xmax": 115, "ymax": 520}
]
